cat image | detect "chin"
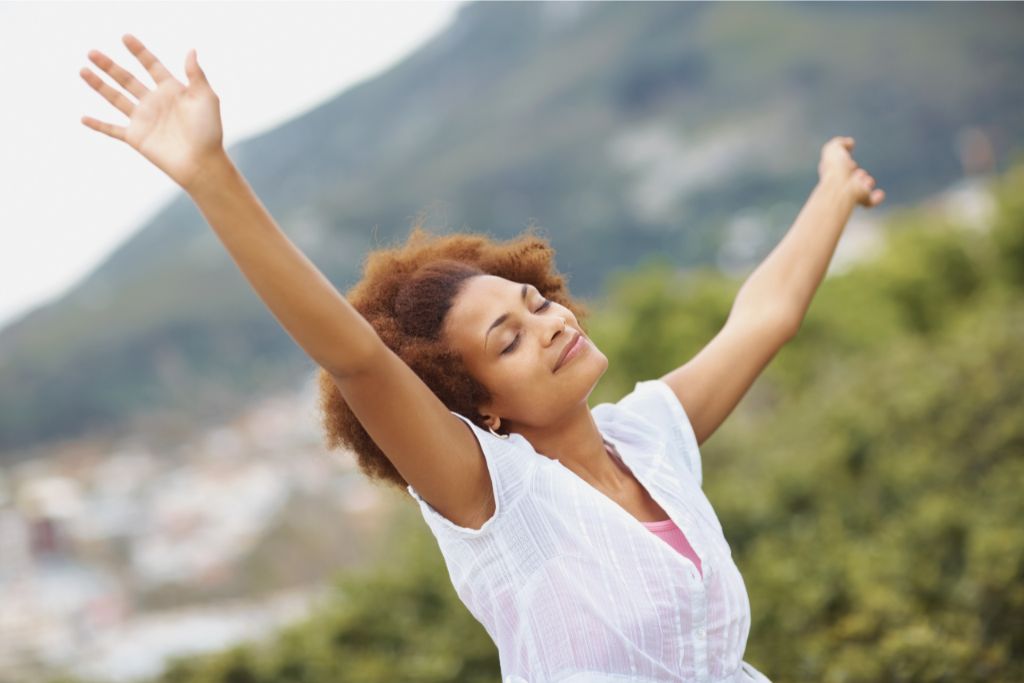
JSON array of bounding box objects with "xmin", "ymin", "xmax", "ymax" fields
[{"xmin": 577, "ymin": 348, "xmax": 610, "ymax": 393}]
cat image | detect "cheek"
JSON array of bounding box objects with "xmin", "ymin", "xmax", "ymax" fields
[
  {"xmin": 504, "ymin": 354, "xmax": 540, "ymax": 380},
  {"xmin": 491, "ymin": 357, "xmax": 547, "ymax": 400}
]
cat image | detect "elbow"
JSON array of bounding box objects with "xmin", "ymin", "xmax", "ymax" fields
[
  {"xmin": 731, "ymin": 290, "xmax": 802, "ymax": 343},
  {"xmin": 733, "ymin": 303, "xmax": 802, "ymax": 343},
  {"xmin": 750, "ymin": 304, "xmax": 801, "ymax": 344},
  {"xmin": 777, "ymin": 308, "xmax": 803, "ymax": 342},
  {"xmin": 324, "ymin": 344, "xmax": 384, "ymax": 380},
  {"xmin": 318, "ymin": 331, "xmax": 387, "ymax": 380}
]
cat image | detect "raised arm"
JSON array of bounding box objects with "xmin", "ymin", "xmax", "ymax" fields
[
  {"xmin": 661, "ymin": 137, "xmax": 885, "ymax": 446},
  {"xmin": 80, "ymin": 36, "xmax": 496, "ymax": 530},
  {"xmin": 80, "ymin": 35, "xmax": 377, "ymax": 376}
]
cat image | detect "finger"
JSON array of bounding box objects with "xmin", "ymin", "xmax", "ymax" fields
[
  {"xmin": 88, "ymin": 49, "xmax": 149, "ymax": 100},
  {"xmin": 842, "ymin": 136, "xmax": 855, "ymax": 150},
  {"xmin": 81, "ymin": 115, "xmax": 127, "ymax": 142},
  {"xmin": 122, "ymin": 33, "xmax": 175, "ymax": 84},
  {"xmin": 855, "ymin": 168, "xmax": 875, "ymax": 189},
  {"xmin": 79, "ymin": 67, "xmax": 135, "ymax": 117},
  {"xmin": 184, "ymin": 49, "xmax": 209, "ymax": 88},
  {"xmin": 870, "ymin": 188, "xmax": 885, "ymax": 206}
]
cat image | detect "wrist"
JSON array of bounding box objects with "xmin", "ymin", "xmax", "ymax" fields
[
  {"xmin": 816, "ymin": 171, "xmax": 858, "ymax": 212},
  {"xmin": 183, "ymin": 148, "xmax": 237, "ymax": 199}
]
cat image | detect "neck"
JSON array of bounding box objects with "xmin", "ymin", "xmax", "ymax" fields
[{"xmin": 509, "ymin": 403, "xmax": 630, "ymax": 492}]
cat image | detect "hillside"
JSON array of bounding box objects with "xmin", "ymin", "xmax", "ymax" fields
[{"xmin": 2, "ymin": 1, "xmax": 1021, "ymax": 454}]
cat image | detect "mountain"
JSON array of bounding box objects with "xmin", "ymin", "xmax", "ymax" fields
[{"xmin": 2, "ymin": 1, "xmax": 1022, "ymax": 455}]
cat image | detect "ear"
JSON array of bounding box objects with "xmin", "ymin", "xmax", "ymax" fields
[{"xmin": 477, "ymin": 398, "xmax": 500, "ymax": 432}]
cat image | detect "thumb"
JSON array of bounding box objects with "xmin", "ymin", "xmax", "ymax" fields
[{"xmin": 185, "ymin": 48, "xmax": 208, "ymax": 87}]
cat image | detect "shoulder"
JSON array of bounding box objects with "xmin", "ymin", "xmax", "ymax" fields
[
  {"xmin": 595, "ymin": 379, "xmax": 703, "ymax": 487},
  {"xmin": 406, "ymin": 411, "xmax": 536, "ymax": 538}
]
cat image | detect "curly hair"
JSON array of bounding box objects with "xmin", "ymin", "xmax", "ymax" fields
[{"xmin": 316, "ymin": 222, "xmax": 591, "ymax": 492}]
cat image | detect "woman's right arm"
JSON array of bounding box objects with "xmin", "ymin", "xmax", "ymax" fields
[
  {"xmin": 188, "ymin": 156, "xmax": 498, "ymax": 530},
  {"xmin": 81, "ymin": 36, "xmax": 496, "ymax": 529},
  {"xmin": 191, "ymin": 156, "xmax": 498, "ymax": 527},
  {"xmin": 183, "ymin": 151, "xmax": 381, "ymax": 377}
]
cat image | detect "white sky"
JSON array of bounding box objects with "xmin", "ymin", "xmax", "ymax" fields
[{"xmin": 0, "ymin": 0, "xmax": 462, "ymax": 331}]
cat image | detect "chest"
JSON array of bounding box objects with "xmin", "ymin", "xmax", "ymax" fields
[
  {"xmin": 565, "ymin": 437, "xmax": 729, "ymax": 556},
  {"xmin": 592, "ymin": 441, "xmax": 672, "ymax": 523},
  {"xmin": 599, "ymin": 477, "xmax": 671, "ymax": 523}
]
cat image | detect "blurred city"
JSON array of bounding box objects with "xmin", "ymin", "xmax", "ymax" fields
[{"xmin": 0, "ymin": 377, "xmax": 395, "ymax": 680}]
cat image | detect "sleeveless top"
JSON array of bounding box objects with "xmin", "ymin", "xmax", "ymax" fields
[{"xmin": 406, "ymin": 379, "xmax": 772, "ymax": 683}]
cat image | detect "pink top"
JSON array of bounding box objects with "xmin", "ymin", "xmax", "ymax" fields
[{"xmin": 641, "ymin": 518, "xmax": 703, "ymax": 578}]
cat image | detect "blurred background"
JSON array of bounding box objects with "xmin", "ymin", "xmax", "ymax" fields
[{"xmin": 1, "ymin": 1, "xmax": 1022, "ymax": 681}]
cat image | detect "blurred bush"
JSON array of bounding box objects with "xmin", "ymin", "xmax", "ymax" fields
[{"xmin": 60, "ymin": 165, "xmax": 1024, "ymax": 682}]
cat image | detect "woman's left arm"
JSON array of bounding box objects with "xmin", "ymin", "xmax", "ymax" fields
[{"xmin": 661, "ymin": 136, "xmax": 885, "ymax": 446}]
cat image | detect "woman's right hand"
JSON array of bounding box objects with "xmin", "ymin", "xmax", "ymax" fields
[{"xmin": 80, "ymin": 34, "xmax": 224, "ymax": 191}]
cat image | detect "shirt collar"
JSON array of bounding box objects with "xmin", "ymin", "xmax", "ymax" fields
[{"xmin": 592, "ymin": 401, "xmax": 666, "ymax": 477}]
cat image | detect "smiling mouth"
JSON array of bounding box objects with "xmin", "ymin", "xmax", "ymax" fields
[{"xmin": 555, "ymin": 331, "xmax": 583, "ymax": 372}]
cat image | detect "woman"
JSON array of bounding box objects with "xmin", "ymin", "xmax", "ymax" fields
[{"xmin": 80, "ymin": 36, "xmax": 884, "ymax": 682}]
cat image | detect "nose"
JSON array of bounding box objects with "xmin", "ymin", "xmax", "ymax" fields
[{"xmin": 547, "ymin": 317, "xmax": 569, "ymax": 344}]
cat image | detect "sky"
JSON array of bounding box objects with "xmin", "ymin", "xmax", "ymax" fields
[{"xmin": 0, "ymin": 0, "xmax": 462, "ymax": 332}]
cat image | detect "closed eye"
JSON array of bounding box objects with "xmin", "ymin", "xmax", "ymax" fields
[{"xmin": 501, "ymin": 299, "xmax": 552, "ymax": 355}]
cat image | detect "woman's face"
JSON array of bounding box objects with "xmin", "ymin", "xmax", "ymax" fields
[{"xmin": 443, "ymin": 274, "xmax": 608, "ymax": 431}]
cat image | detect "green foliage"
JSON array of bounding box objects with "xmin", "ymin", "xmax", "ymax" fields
[
  {"xmin": 65, "ymin": 165, "xmax": 1024, "ymax": 682},
  {"xmin": 725, "ymin": 301, "xmax": 1024, "ymax": 682},
  {"xmin": 700, "ymin": 168, "xmax": 1024, "ymax": 681},
  {"xmin": 990, "ymin": 164, "xmax": 1024, "ymax": 289},
  {"xmin": 588, "ymin": 257, "xmax": 736, "ymax": 404}
]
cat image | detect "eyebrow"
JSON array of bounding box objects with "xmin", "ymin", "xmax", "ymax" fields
[{"xmin": 485, "ymin": 283, "xmax": 529, "ymax": 351}]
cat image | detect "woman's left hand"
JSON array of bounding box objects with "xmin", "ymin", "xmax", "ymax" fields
[{"xmin": 818, "ymin": 136, "xmax": 886, "ymax": 208}]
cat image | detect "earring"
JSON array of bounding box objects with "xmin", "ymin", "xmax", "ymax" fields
[{"xmin": 488, "ymin": 424, "xmax": 510, "ymax": 439}]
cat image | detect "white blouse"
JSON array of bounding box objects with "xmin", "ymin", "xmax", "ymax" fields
[{"xmin": 407, "ymin": 379, "xmax": 772, "ymax": 683}]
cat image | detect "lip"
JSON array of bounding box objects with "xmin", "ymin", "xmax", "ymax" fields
[{"xmin": 554, "ymin": 331, "xmax": 585, "ymax": 372}]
